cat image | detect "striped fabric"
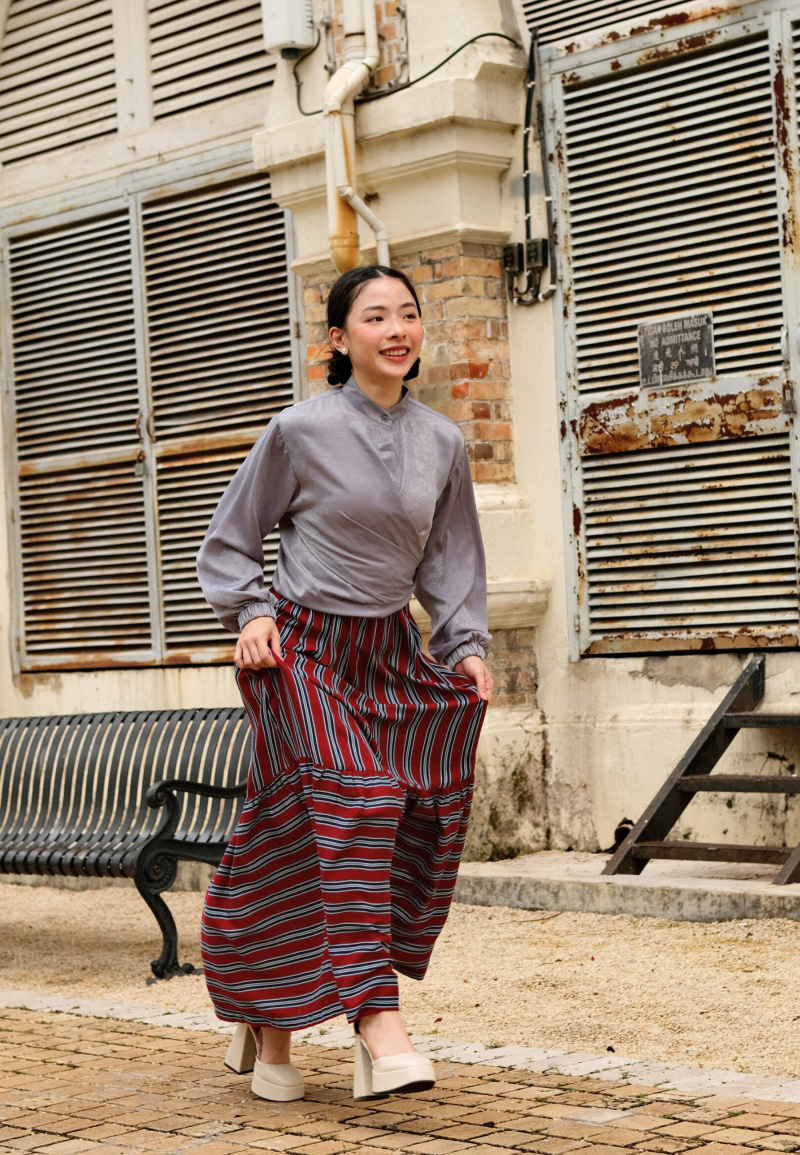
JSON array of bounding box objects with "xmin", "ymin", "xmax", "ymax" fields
[{"xmin": 201, "ymin": 597, "xmax": 486, "ymax": 1030}]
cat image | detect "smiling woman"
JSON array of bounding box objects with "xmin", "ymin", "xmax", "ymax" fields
[{"xmin": 195, "ymin": 263, "xmax": 492, "ymax": 1106}]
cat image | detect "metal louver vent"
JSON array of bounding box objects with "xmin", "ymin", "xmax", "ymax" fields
[
  {"xmin": 157, "ymin": 447, "xmax": 279, "ymax": 652},
  {"xmin": 583, "ymin": 435, "xmax": 798, "ymax": 650},
  {"xmin": 523, "ymin": 0, "xmax": 672, "ymax": 44},
  {"xmin": 8, "ymin": 213, "xmax": 139, "ymax": 460},
  {"xmin": 563, "ymin": 36, "xmax": 783, "ymax": 394},
  {"xmin": 142, "ymin": 174, "xmax": 293, "ymax": 439},
  {"xmin": 148, "ymin": 0, "xmax": 274, "ymax": 119},
  {"xmin": 19, "ymin": 464, "xmax": 151, "ymax": 655},
  {"xmin": 0, "ymin": 0, "xmax": 116, "ymax": 164}
]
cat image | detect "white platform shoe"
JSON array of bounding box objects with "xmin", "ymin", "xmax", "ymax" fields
[
  {"xmin": 353, "ymin": 1022, "xmax": 436, "ymax": 1100},
  {"xmin": 224, "ymin": 1022, "xmax": 305, "ymax": 1102}
]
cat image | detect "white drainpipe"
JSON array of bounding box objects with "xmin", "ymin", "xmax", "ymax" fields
[{"xmin": 324, "ymin": 0, "xmax": 390, "ymax": 271}]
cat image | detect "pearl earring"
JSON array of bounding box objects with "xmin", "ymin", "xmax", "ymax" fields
[{"xmin": 341, "ymin": 347, "xmax": 348, "ymax": 355}]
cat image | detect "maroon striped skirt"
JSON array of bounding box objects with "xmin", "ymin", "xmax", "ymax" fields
[{"xmin": 201, "ymin": 596, "xmax": 486, "ymax": 1030}]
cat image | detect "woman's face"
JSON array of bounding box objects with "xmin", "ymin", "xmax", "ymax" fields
[{"xmin": 330, "ymin": 276, "xmax": 423, "ymax": 386}]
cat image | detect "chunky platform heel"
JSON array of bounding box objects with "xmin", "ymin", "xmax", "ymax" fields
[
  {"xmin": 224, "ymin": 1023, "xmax": 257, "ymax": 1074},
  {"xmin": 352, "ymin": 1023, "xmax": 435, "ymax": 1101},
  {"xmin": 251, "ymin": 1057, "xmax": 305, "ymax": 1102},
  {"xmin": 224, "ymin": 1022, "xmax": 305, "ymax": 1101}
]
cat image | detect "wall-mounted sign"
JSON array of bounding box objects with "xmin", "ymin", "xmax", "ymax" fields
[{"xmin": 637, "ymin": 311, "xmax": 715, "ymax": 388}]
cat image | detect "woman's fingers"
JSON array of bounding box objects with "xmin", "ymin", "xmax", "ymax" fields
[
  {"xmin": 236, "ymin": 617, "xmax": 282, "ymax": 670},
  {"xmin": 454, "ymin": 656, "xmax": 493, "ymax": 702}
]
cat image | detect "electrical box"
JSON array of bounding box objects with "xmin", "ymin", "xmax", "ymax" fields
[{"xmin": 261, "ymin": 0, "xmax": 316, "ymax": 57}]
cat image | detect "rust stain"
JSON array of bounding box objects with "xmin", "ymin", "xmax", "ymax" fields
[
  {"xmin": 585, "ymin": 633, "xmax": 798, "ymax": 656},
  {"xmin": 610, "ymin": 60, "xmax": 621, "ymax": 71},
  {"xmin": 563, "ymin": 41, "xmax": 580, "ymax": 54},
  {"xmin": 637, "ymin": 30, "xmax": 720, "ymax": 65},
  {"xmin": 579, "ymin": 393, "xmax": 649, "ymax": 454},
  {"xmin": 562, "ymin": 71, "xmax": 581, "ymax": 85},
  {"xmin": 651, "ymin": 389, "xmax": 781, "ymax": 444},
  {"xmin": 626, "ymin": 7, "xmax": 726, "ymax": 36},
  {"xmin": 572, "ymin": 505, "xmax": 582, "ymax": 535},
  {"xmin": 581, "ymin": 388, "xmax": 782, "ymax": 454},
  {"xmin": 772, "ymin": 43, "xmax": 797, "ymax": 250},
  {"xmin": 560, "ymin": 420, "xmax": 567, "ymax": 440}
]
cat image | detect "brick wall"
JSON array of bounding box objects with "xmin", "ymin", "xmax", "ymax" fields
[
  {"xmin": 331, "ymin": 0, "xmax": 407, "ymax": 90},
  {"xmin": 302, "ymin": 241, "xmax": 515, "ymax": 484},
  {"xmin": 485, "ymin": 627, "xmax": 538, "ymax": 711}
]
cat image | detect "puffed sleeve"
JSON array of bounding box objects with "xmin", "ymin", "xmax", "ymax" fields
[
  {"xmin": 413, "ymin": 442, "xmax": 491, "ymax": 667},
  {"xmin": 196, "ymin": 418, "xmax": 297, "ymax": 633}
]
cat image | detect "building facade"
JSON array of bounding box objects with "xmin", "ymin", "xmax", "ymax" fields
[{"xmin": 1, "ymin": 0, "xmax": 799, "ymax": 860}]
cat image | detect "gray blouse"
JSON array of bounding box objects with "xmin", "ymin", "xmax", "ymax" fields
[{"xmin": 196, "ymin": 377, "xmax": 490, "ymax": 667}]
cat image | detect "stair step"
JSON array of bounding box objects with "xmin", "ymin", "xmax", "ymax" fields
[
  {"xmin": 677, "ymin": 775, "xmax": 800, "ymax": 793},
  {"xmin": 724, "ymin": 713, "xmax": 800, "ymax": 728},
  {"xmin": 631, "ymin": 841, "xmax": 790, "ymax": 865}
]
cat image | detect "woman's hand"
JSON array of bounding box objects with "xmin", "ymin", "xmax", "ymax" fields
[
  {"xmin": 235, "ymin": 616, "xmax": 283, "ymax": 671},
  {"xmin": 454, "ymin": 655, "xmax": 493, "ymax": 702}
]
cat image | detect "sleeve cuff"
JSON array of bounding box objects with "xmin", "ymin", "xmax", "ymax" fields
[
  {"xmin": 445, "ymin": 641, "xmax": 487, "ymax": 670},
  {"xmin": 237, "ymin": 600, "xmax": 278, "ymax": 632}
]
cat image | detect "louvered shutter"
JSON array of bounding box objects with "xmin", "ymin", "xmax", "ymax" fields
[
  {"xmin": 4, "ymin": 169, "xmax": 296, "ymax": 670},
  {"xmin": 7, "ymin": 213, "xmax": 153, "ymax": 665},
  {"xmin": 0, "ymin": 0, "xmax": 117, "ymax": 164},
  {"xmin": 141, "ymin": 174, "xmax": 292, "ymax": 661},
  {"xmin": 148, "ymin": 0, "xmax": 274, "ymax": 119},
  {"xmin": 523, "ymin": 1, "xmax": 674, "ymax": 43},
  {"xmin": 547, "ymin": 21, "xmax": 800, "ymax": 655}
]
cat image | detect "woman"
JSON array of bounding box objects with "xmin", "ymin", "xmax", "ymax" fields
[{"xmin": 197, "ymin": 264, "xmax": 492, "ymax": 1104}]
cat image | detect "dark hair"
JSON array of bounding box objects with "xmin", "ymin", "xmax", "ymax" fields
[{"xmin": 326, "ymin": 265, "xmax": 422, "ymax": 385}]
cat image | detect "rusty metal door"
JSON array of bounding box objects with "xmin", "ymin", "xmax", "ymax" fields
[{"xmin": 544, "ymin": 6, "xmax": 800, "ymax": 657}]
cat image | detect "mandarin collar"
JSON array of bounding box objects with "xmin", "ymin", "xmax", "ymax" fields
[{"xmin": 342, "ymin": 376, "xmax": 410, "ymax": 424}]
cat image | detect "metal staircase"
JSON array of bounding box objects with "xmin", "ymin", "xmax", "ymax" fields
[{"xmin": 604, "ymin": 655, "xmax": 800, "ymax": 885}]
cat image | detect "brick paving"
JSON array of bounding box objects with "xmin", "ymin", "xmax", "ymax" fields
[{"xmin": 2, "ymin": 1009, "xmax": 800, "ymax": 1155}]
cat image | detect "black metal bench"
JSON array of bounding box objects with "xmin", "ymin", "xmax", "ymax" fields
[{"xmin": 0, "ymin": 708, "xmax": 249, "ymax": 978}]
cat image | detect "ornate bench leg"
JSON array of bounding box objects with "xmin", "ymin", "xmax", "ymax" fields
[{"xmin": 134, "ymin": 852, "xmax": 198, "ymax": 979}]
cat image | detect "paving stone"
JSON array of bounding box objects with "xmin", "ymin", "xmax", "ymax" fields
[
  {"xmin": 656, "ymin": 1127, "xmax": 720, "ymax": 1141},
  {"xmin": 747, "ymin": 1140, "xmax": 800, "ymax": 1152},
  {"xmin": 722, "ymin": 1123, "xmax": 788, "ymax": 1133}
]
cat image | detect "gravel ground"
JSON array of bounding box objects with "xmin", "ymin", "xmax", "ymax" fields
[{"xmin": 2, "ymin": 881, "xmax": 799, "ymax": 1078}]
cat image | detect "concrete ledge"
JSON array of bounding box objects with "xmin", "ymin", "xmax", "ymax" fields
[
  {"xmin": 455, "ymin": 851, "xmax": 800, "ymax": 922},
  {"xmin": 410, "ymin": 578, "xmax": 550, "ymax": 635}
]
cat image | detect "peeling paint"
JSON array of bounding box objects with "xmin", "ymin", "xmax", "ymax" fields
[
  {"xmin": 772, "ymin": 43, "xmax": 797, "ymax": 252},
  {"xmin": 637, "ymin": 29, "xmax": 720, "ymax": 65},
  {"xmin": 586, "ymin": 633, "xmax": 799, "ymax": 656},
  {"xmin": 579, "ymin": 385, "xmax": 785, "ymax": 455}
]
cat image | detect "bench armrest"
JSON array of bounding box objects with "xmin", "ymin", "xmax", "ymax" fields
[{"xmin": 147, "ymin": 779, "xmax": 247, "ymax": 808}]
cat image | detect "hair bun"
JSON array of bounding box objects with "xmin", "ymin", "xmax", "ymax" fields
[{"xmin": 326, "ymin": 348, "xmax": 353, "ymax": 385}]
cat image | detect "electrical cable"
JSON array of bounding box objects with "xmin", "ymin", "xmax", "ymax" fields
[
  {"xmin": 294, "ymin": 31, "xmax": 522, "ymax": 117},
  {"xmin": 535, "ymin": 29, "xmax": 558, "ymax": 302},
  {"xmin": 357, "ymin": 32, "xmax": 522, "ymax": 103},
  {"xmin": 292, "ymin": 28, "xmax": 323, "ymax": 117},
  {"xmin": 508, "ymin": 27, "xmax": 557, "ymax": 306}
]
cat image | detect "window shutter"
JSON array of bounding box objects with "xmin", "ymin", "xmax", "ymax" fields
[
  {"xmin": 141, "ymin": 174, "xmax": 294, "ymax": 439},
  {"xmin": 582, "ymin": 436, "xmax": 797, "ymax": 651},
  {"xmin": 4, "ymin": 169, "xmax": 296, "ymax": 670},
  {"xmin": 564, "ymin": 37, "xmax": 783, "ymax": 398},
  {"xmin": 548, "ymin": 23, "xmax": 800, "ymax": 655},
  {"xmin": 157, "ymin": 448, "xmax": 279, "ymax": 654},
  {"xmin": 148, "ymin": 0, "xmax": 274, "ymax": 119},
  {"xmin": 522, "ymin": 1, "xmax": 676, "ymax": 43},
  {"xmin": 141, "ymin": 173, "xmax": 292, "ymax": 662},
  {"xmin": 0, "ymin": 0, "xmax": 117, "ymax": 164},
  {"xmin": 8, "ymin": 214, "xmax": 152, "ymax": 665},
  {"xmin": 19, "ymin": 464, "xmax": 151, "ymax": 657}
]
